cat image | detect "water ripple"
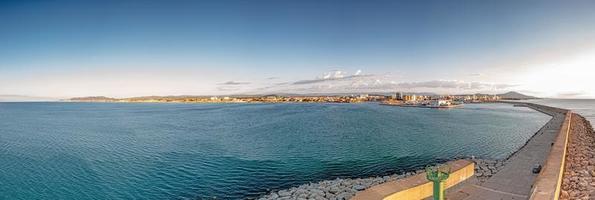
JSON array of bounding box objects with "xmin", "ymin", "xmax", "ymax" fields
[{"xmin": 0, "ymin": 102, "xmax": 553, "ymax": 199}]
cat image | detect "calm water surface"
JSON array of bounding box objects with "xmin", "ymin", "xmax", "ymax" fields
[
  {"xmin": 0, "ymin": 102, "xmax": 550, "ymax": 199},
  {"xmin": 525, "ymin": 99, "xmax": 595, "ymax": 124}
]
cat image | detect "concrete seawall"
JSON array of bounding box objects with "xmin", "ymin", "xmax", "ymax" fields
[
  {"xmin": 529, "ymin": 109, "xmax": 571, "ymax": 200},
  {"xmin": 352, "ymin": 160, "xmax": 475, "ymax": 200},
  {"xmin": 350, "ymin": 102, "xmax": 574, "ymax": 200},
  {"xmin": 446, "ymin": 102, "xmax": 571, "ymax": 200}
]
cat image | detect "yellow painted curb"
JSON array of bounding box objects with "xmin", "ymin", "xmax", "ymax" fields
[
  {"xmin": 530, "ymin": 111, "xmax": 572, "ymax": 200},
  {"xmin": 352, "ymin": 160, "xmax": 474, "ymax": 200}
]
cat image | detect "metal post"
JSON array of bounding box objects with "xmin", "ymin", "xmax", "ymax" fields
[
  {"xmin": 426, "ymin": 164, "xmax": 451, "ymax": 200},
  {"xmin": 432, "ymin": 179, "xmax": 445, "ymax": 200}
]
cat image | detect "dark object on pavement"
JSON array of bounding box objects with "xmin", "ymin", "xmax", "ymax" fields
[{"xmin": 532, "ymin": 164, "xmax": 542, "ymax": 174}]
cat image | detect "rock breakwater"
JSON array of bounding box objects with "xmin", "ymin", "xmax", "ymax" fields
[
  {"xmin": 560, "ymin": 114, "xmax": 595, "ymax": 200},
  {"xmin": 257, "ymin": 170, "xmax": 421, "ymax": 200},
  {"xmin": 257, "ymin": 158, "xmax": 503, "ymax": 200}
]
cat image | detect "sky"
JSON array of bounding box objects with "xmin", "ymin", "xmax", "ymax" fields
[{"xmin": 1, "ymin": 0, "xmax": 595, "ymax": 99}]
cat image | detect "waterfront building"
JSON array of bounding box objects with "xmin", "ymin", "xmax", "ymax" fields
[
  {"xmin": 402, "ymin": 94, "xmax": 418, "ymax": 102},
  {"xmin": 403, "ymin": 95, "xmax": 410, "ymax": 102},
  {"xmin": 430, "ymin": 99, "xmax": 452, "ymax": 107}
]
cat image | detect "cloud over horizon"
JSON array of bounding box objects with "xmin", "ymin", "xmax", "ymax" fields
[
  {"xmin": 292, "ymin": 70, "xmax": 374, "ymax": 85},
  {"xmin": 218, "ymin": 81, "xmax": 251, "ymax": 85},
  {"xmin": 396, "ymin": 80, "xmax": 517, "ymax": 90},
  {"xmin": 247, "ymin": 70, "xmax": 519, "ymax": 95}
]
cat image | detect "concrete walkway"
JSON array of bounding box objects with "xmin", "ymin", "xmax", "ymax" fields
[{"xmin": 446, "ymin": 103, "xmax": 568, "ymax": 200}]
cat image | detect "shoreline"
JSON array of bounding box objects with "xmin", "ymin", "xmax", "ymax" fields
[
  {"xmin": 379, "ymin": 103, "xmax": 463, "ymax": 109},
  {"xmin": 257, "ymin": 102, "xmax": 572, "ymax": 200}
]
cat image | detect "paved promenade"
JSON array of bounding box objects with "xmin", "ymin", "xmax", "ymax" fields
[{"xmin": 445, "ymin": 103, "xmax": 568, "ymax": 200}]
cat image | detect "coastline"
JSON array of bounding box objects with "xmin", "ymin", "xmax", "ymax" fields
[
  {"xmin": 257, "ymin": 102, "xmax": 589, "ymax": 200},
  {"xmin": 379, "ymin": 103, "xmax": 463, "ymax": 109}
]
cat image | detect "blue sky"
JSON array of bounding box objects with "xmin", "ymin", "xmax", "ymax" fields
[{"xmin": 1, "ymin": 0, "xmax": 595, "ymax": 98}]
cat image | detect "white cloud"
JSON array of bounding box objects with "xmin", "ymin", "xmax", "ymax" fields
[
  {"xmin": 218, "ymin": 81, "xmax": 251, "ymax": 85},
  {"xmin": 354, "ymin": 69, "xmax": 362, "ymax": 76},
  {"xmin": 293, "ymin": 70, "xmax": 373, "ymax": 85},
  {"xmin": 251, "ymin": 70, "xmax": 517, "ymax": 95},
  {"xmin": 396, "ymin": 80, "xmax": 516, "ymax": 90}
]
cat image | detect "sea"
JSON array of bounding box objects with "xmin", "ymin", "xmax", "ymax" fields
[
  {"xmin": 0, "ymin": 102, "xmax": 563, "ymax": 199},
  {"xmin": 524, "ymin": 99, "xmax": 595, "ymax": 124}
]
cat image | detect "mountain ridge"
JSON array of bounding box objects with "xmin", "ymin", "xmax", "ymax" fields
[{"xmin": 496, "ymin": 91, "xmax": 537, "ymax": 100}]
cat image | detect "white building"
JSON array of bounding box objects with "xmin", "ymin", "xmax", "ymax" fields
[{"xmin": 430, "ymin": 99, "xmax": 451, "ymax": 107}]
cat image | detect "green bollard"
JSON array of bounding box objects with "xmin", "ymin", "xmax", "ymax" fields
[{"xmin": 426, "ymin": 164, "xmax": 451, "ymax": 200}]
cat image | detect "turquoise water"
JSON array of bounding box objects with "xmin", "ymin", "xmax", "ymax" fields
[{"xmin": 0, "ymin": 102, "xmax": 549, "ymax": 199}]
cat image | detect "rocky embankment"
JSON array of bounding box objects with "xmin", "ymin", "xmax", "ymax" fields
[
  {"xmin": 560, "ymin": 114, "xmax": 595, "ymax": 200},
  {"xmin": 257, "ymin": 170, "xmax": 421, "ymax": 200},
  {"xmin": 257, "ymin": 158, "xmax": 504, "ymax": 200},
  {"xmin": 472, "ymin": 159, "xmax": 505, "ymax": 182}
]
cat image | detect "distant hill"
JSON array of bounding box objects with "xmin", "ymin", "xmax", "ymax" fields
[
  {"xmin": 70, "ymin": 96, "xmax": 117, "ymax": 102},
  {"xmin": 497, "ymin": 91, "xmax": 537, "ymax": 100}
]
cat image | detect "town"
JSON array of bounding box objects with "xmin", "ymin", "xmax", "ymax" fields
[{"xmin": 70, "ymin": 92, "xmax": 507, "ymax": 107}]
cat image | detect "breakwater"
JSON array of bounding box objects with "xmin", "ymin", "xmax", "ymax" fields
[
  {"xmin": 560, "ymin": 114, "xmax": 595, "ymax": 199},
  {"xmin": 257, "ymin": 158, "xmax": 504, "ymax": 200},
  {"xmin": 258, "ymin": 102, "xmax": 579, "ymax": 200}
]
